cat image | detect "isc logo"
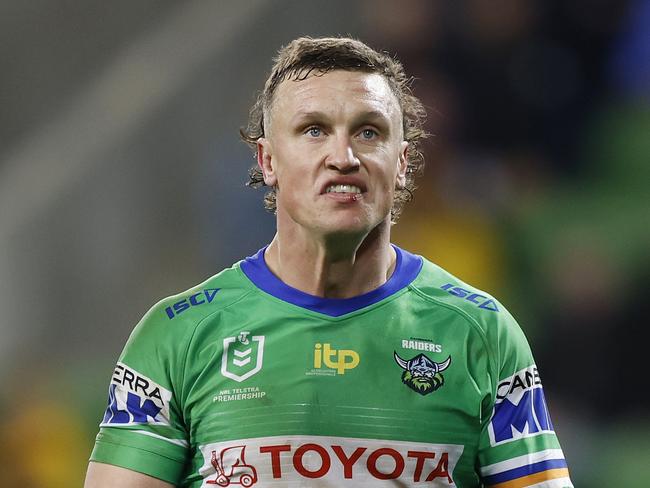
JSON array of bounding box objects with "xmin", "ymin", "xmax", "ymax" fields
[
  {"xmin": 440, "ymin": 283, "xmax": 499, "ymax": 312},
  {"xmin": 313, "ymin": 343, "xmax": 360, "ymax": 375},
  {"xmin": 164, "ymin": 288, "xmax": 220, "ymax": 320}
]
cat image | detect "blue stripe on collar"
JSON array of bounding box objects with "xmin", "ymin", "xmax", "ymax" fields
[{"xmin": 240, "ymin": 245, "xmax": 422, "ymax": 317}]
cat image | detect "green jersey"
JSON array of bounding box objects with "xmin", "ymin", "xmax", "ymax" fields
[{"xmin": 90, "ymin": 246, "xmax": 572, "ymax": 487}]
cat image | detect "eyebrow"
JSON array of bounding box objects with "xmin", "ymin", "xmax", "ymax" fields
[
  {"xmin": 354, "ymin": 110, "xmax": 392, "ymax": 126},
  {"xmin": 291, "ymin": 110, "xmax": 392, "ymax": 129},
  {"xmin": 291, "ymin": 110, "xmax": 329, "ymax": 126}
]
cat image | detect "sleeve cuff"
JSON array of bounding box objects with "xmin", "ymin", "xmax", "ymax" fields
[{"xmin": 90, "ymin": 431, "xmax": 187, "ymax": 484}]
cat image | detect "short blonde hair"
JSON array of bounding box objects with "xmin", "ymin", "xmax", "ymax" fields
[{"xmin": 241, "ymin": 36, "xmax": 427, "ymax": 221}]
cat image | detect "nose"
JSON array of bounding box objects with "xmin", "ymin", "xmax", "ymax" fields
[{"xmin": 325, "ymin": 134, "xmax": 360, "ymax": 173}]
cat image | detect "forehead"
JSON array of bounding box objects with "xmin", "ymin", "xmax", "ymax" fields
[{"xmin": 270, "ymin": 70, "xmax": 402, "ymax": 125}]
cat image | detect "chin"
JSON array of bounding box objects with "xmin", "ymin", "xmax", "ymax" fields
[{"xmin": 318, "ymin": 214, "xmax": 386, "ymax": 237}]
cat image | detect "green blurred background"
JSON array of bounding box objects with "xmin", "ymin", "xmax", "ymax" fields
[{"xmin": 0, "ymin": 1, "xmax": 648, "ymax": 486}]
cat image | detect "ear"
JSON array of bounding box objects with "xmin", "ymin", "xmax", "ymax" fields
[
  {"xmin": 257, "ymin": 137, "xmax": 277, "ymax": 187},
  {"xmin": 395, "ymin": 141, "xmax": 409, "ymax": 189}
]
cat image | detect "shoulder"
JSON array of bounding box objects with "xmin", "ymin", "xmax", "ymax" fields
[
  {"xmin": 127, "ymin": 260, "xmax": 256, "ymax": 347},
  {"xmin": 409, "ymin": 255, "xmax": 501, "ymax": 316},
  {"xmin": 158, "ymin": 261, "xmax": 255, "ymax": 321},
  {"xmin": 405, "ymin": 251, "xmax": 520, "ymax": 338},
  {"xmin": 114, "ymin": 258, "xmax": 259, "ymax": 389},
  {"xmin": 406, "ymin": 252, "xmax": 533, "ymax": 368}
]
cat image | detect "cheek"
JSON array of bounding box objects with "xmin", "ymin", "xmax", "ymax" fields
[
  {"xmin": 275, "ymin": 146, "xmax": 321, "ymax": 186},
  {"xmin": 379, "ymin": 165, "xmax": 399, "ymax": 192},
  {"xmin": 273, "ymin": 162, "xmax": 311, "ymax": 205},
  {"xmin": 372, "ymin": 146, "xmax": 402, "ymax": 185}
]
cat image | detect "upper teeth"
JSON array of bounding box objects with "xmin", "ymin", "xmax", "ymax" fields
[{"xmin": 326, "ymin": 184, "xmax": 361, "ymax": 194}]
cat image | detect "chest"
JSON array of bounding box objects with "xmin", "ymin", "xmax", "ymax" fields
[{"xmin": 178, "ymin": 305, "xmax": 488, "ymax": 486}]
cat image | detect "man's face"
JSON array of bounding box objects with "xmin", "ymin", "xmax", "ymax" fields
[{"xmin": 258, "ymin": 70, "xmax": 408, "ymax": 239}]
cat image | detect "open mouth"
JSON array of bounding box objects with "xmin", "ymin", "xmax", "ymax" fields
[{"xmin": 325, "ymin": 184, "xmax": 362, "ymax": 194}]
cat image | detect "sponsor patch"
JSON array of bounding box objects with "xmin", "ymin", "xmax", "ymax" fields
[
  {"xmin": 394, "ymin": 352, "xmax": 451, "ymax": 396},
  {"xmin": 306, "ymin": 343, "xmax": 360, "ymax": 376},
  {"xmin": 440, "ymin": 283, "xmax": 499, "ymax": 312},
  {"xmin": 221, "ymin": 332, "xmax": 265, "ymax": 383},
  {"xmin": 101, "ymin": 362, "xmax": 172, "ymax": 426},
  {"xmin": 488, "ymin": 365, "xmax": 555, "ymax": 446},
  {"xmin": 165, "ymin": 288, "xmax": 220, "ymax": 319},
  {"xmin": 198, "ymin": 435, "xmax": 463, "ymax": 486}
]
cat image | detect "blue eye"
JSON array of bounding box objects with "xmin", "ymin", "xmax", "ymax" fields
[
  {"xmin": 306, "ymin": 127, "xmax": 321, "ymax": 137},
  {"xmin": 361, "ymin": 128, "xmax": 377, "ymax": 139}
]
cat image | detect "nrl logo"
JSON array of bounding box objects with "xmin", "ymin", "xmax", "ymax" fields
[
  {"xmin": 394, "ymin": 351, "xmax": 451, "ymax": 395},
  {"xmin": 221, "ymin": 332, "xmax": 265, "ymax": 383}
]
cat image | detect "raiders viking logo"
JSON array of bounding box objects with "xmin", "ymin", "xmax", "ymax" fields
[{"xmin": 394, "ymin": 351, "xmax": 451, "ymax": 395}]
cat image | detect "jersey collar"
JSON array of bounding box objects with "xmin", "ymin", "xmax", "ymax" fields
[{"xmin": 240, "ymin": 245, "xmax": 423, "ymax": 317}]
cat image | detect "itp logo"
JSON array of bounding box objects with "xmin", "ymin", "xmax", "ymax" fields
[{"xmin": 313, "ymin": 343, "xmax": 360, "ymax": 374}]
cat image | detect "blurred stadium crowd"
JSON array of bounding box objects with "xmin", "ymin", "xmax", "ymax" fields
[{"xmin": 0, "ymin": 1, "xmax": 647, "ymax": 486}]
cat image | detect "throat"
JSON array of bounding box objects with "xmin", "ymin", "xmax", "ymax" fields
[{"xmin": 264, "ymin": 235, "xmax": 396, "ymax": 299}]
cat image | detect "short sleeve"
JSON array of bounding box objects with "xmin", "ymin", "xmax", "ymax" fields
[
  {"xmin": 89, "ymin": 302, "xmax": 191, "ymax": 484},
  {"xmin": 477, "ymin": 310, "xmax": 574, "ymax": 487}
]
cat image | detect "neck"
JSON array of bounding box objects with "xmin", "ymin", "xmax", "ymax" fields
[{"xmin": 264, "ymin": 220, "xmax": 396, "ymax": 299}]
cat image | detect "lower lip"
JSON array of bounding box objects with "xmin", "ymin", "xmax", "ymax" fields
[{"xmin": 324, "ymin": 192, "xmax": 363, "ymax": 203}]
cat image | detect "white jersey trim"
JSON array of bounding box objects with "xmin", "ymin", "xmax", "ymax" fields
[
  {"xmin": 480, "ymin": 448, "xmax": 565, "ymax": 476},
  {"xmin": 131, "ymin": 429, "xmax": 189, "ymax": 448}
]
